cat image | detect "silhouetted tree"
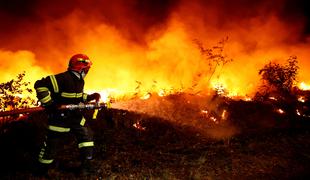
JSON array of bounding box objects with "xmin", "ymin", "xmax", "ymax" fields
[{"xmin": 194, "ymin": 37, "xmax": 233, "ymax": 87}]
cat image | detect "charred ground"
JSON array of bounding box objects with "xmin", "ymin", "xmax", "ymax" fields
[{"xmin": 0, "ymin": 93, "xmax": 310, "ymax": 179}]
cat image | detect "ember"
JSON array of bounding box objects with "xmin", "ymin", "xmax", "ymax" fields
[
  {"xmin": 221, "ymin": 109, "xmax": 227, "ymax": 120},
  {"xmin": 210, "ymin": 116, "xmax": 218, "ymax": 123},
  {"xmin": 276, "ymin": 109, "xmax": 285, "ymax": 114},
  {"xmin": 296, "ymin": 109, "xmax": 301, "ymax": 116},
  {"xmin": 201, "ymin": 110, "xmax": 208, "ymax": 114},
  {"xmin": 133, "ymin": 121, "xmax": 146, "ymax": 131},
  {"xmin": 243, "ymin": 97, "xmax": 252, "ymax": 101},
  {"xmin": 269, "ymin": 97, "xmax": 277, "ymax": 101},
  {"xmin": 298, "ymin": 96, "xmax": 306, "ymax": 103}
]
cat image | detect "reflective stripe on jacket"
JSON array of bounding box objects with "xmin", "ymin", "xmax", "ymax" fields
[{"xmin": 34, "ymin": 71, "xmax": 89, "ymax": 105}]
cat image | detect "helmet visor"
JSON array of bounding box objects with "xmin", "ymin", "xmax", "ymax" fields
[{"xmin": 77, "ymin": 58, "xmax": 91, "ymax": 63}]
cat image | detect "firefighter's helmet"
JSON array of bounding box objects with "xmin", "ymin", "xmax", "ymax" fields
[{"xmin": 68, "ymin": 54, "xmax": 92, "ymax": 73}]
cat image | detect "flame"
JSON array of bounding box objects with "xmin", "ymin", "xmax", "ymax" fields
[
  {"xmin": 211, "ymin": 82, "xmax": 226, "ymax": 95},
  {"xmin": 158, "ymin": 89, "xmax": 166, "ymax": 97},
  {"xmin": 141, "ymin": 93, "xmax": 152, "ymax": 100},
  {"xmin": 299, "ymin": 82, "xmax": 310, "ymax": 91},
  {"xmin": 87, "ymin": 89, "xmax": 126, "ymax": 103},
  {"xmin": 0, "ymin": 1, "xmax": 310, "ymax": 103}
]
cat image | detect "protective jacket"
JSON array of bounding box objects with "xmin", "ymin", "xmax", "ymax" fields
[
  {"xmin": 34, "ymin": 70, "xmax": 90, "ymax": 106},
  {"xmin": 34, "ymin": 71, "xmax": 94, "ymax": 165}
]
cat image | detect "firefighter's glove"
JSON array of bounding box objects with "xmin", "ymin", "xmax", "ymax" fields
[{"xmin": 87, "ymin": 93, "xmax": 101, "ymax": 102}]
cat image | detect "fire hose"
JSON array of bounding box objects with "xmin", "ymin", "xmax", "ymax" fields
[{"xmin": 0, "ymin": 101, "xmax": 111, "ymax": 119}]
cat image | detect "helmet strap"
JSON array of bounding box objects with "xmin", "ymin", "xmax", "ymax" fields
[
  {"xmin": 71, "ymin": 70, "xmax": 86, "ymax": 79},
  {"xmin": 81, "ymin": 71, "xmax": 86, "ymax": 79}
]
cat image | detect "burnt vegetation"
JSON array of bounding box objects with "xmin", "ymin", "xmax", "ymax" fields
[
  {"xmin": 0, "ymin": 59, "xmax": 310, "ymax": 179},
  {"xmin": 193, "ymin": 37, "xmax": 233, "ymax": 88},
  {"xmin": 0, "ymin": 71, "xmax": 35, "ymax": 110}
]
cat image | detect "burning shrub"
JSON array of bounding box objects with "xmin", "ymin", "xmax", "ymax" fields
[
  {"xmin": 0, "ymin": 72, "xmax": 36, "ymax": 111},
  {"xmin": 256, "ymin": 56, "xmax": 299, "ymax": 100}
]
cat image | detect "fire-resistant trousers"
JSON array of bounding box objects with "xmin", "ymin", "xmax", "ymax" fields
[{"xmin": 38, "ymin": 111, "xmax": 94, "ymax": 166}]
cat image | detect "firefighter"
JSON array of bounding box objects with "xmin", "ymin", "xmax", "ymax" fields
[{"xmin": 34, "ymin": 54, "xmax": 101, "ymax": 176}]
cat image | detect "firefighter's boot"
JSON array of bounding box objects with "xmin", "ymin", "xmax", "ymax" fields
[
  {"xmin": 79, "ymin": 158, "xmax": 97, "ymax": 176},
  {"xmin": 33, "ymin": 162, "xmax": 49, "ymax": 178}
]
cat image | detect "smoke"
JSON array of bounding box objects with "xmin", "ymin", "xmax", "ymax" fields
[
  {"xmin": 1, "ymin": 0, "xmax": 309, "ymax": 49},
  {"xmin": 172, "ymin": 0, "xmax": 310, "ymax": 94},
  {"xmin": 0, "ymin": 0, "xmax": 179, "ymax": 52},
  {"xmin": 113, "ymin": 93, "xmax": 238, "ymax": 139}
]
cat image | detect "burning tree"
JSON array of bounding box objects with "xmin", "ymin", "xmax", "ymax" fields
[{"xmin": 0, "ymin": 72, "xmax": 36, "ymax": 111}]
